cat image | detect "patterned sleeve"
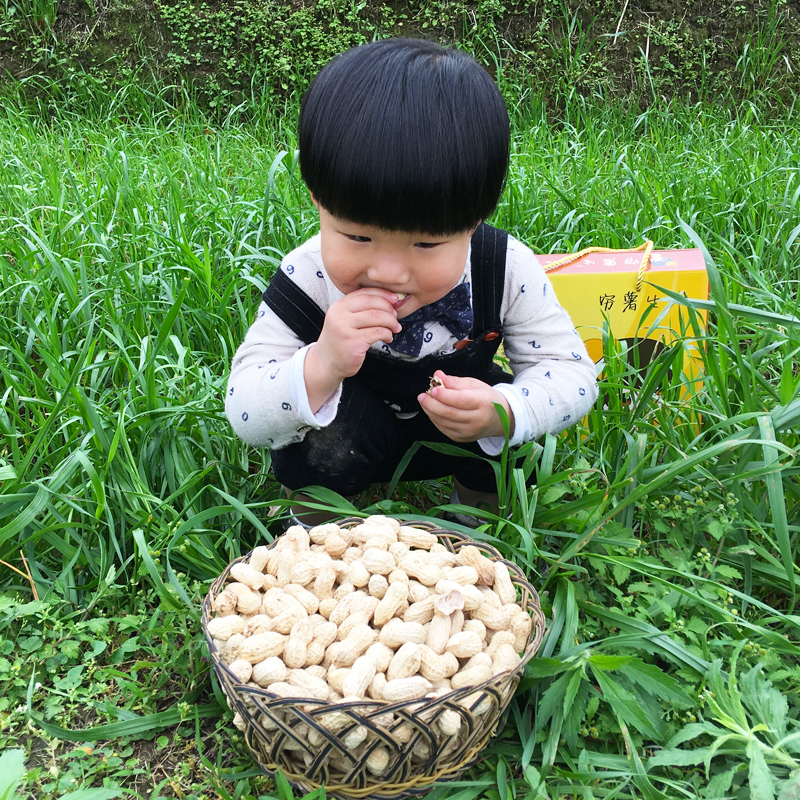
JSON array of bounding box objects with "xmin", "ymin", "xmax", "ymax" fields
[
  {"xmin": 479, "ymin": 237, "xmax": 599, "ymax": 454},
  {"xmin": 225, "ymin": 241, "xmax": 341, "ymax": 449}
]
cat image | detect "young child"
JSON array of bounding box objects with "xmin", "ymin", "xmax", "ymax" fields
[{"xmin": 225, "ymin": 38, "xmax": 598, "ymax": 521}]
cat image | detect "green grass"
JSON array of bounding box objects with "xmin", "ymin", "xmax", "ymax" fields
[{"xmin": 1, "ymin": 86, "xmax": 800, "ymax": 800}]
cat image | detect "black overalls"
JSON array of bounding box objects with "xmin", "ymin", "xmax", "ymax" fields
[{"xmin": 262, "ymin": 223, "xmax": 514, "ymax": 496}]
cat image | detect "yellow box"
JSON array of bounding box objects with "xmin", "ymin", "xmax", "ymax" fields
[{"xmin": 540, "ymin": 248, "xmax": 709, "ymax": 390}]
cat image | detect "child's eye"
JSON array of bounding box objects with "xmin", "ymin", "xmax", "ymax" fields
[
  {"xmin": 415, "ymin": 242, "xmax": 441, "ymax": 249},
  {"xmin": 345, "ymin": 234, "xmax": 371, "ymax": 243}
]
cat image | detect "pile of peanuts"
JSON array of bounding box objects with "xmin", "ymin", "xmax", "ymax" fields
[{"xmin": 207, "ymin": 516, "xmax": 533, "ymax": 776}]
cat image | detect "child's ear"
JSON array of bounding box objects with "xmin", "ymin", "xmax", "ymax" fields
[{"xmin": 310, "ymin": 192, "xmax": 320, "ymax": 211}]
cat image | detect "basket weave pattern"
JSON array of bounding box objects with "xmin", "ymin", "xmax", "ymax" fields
[{"xmin": 202, "ymin": 520, "xmax": 546, "ymax": 800}]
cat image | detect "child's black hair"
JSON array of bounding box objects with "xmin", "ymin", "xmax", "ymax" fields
[{"xmin": 299, "ymin": 38, "xmax": 510, "ymax": 236}]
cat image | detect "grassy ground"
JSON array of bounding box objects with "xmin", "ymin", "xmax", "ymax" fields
[{"xmin": 1, "ymin": 85, "xmax": 799, "ymax": 799}]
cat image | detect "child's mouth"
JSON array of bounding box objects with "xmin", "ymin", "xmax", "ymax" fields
[{"xmin": 393, "ymin": 293, "xmax": 408, "ymax": 309}]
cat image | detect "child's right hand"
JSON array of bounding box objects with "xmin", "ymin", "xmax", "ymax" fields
[{"xmin": 304, "ymin": 288, "xmax": 401, "ymax": 412}]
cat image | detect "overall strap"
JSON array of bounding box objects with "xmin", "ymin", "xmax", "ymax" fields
[
  {"xmin": 469, "ymin": 223, "xmax": 508, "ymax": 336},
  {"xmin": 262, "ymin": 268, "xmax": 325, "ymax": 344}
]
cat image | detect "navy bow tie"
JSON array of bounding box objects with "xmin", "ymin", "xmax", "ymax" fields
[{"xmin": 391, "ymin": 281, "xmax": 473, "ymax": 357}]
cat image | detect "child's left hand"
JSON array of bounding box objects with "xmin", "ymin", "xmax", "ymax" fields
[{"xmin": 417, "ymin": 370, "xmax": 515, "ymax": 442}]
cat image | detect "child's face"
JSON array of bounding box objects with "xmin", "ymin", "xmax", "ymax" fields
[{"xmin": 314, "ymin": 200, "xmax": 475, "ymax": 318}]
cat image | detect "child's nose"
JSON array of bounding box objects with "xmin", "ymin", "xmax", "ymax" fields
[{"xmin": 366, "ymin": 255, "xmax": 409, "ymax": 287}]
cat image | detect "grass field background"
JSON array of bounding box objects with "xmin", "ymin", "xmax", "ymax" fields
[{"xmin": 1, "ymin": 82, "xmax": 800, "ymax": 799}]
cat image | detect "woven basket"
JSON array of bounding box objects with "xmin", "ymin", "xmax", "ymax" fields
[{"xmin": 202, "ymin": 518, "xmax": 546, "ymax": 800}]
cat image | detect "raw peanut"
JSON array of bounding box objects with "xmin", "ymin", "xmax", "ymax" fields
[
  {"xmin": 398, "ymin": 526, "xmax": 437, "ymax": 550},
  {"xmin": 486, "ymin": 630, "xmax": 516, "ymax": 657},
  {"xmin": 442, "ymin": 652, "xmax": 459, "ymax": 678},
  {"xmin": 319, "ymin": 598, "xmax": 338, "ymax": 618},
  {"xmin": 252, "ymin": 656, "xmax": 287, "ymax": 687},
  {"xmin": 360, "ymin": 550, "xmax": 396, "ymax": 576},
  {"xmin": 287, "ymin": 618, "xmax": 314, "ymax": 646},
  {"xmin": 399, "ymin": 556, "xmax": 440, "ymax": 587},
  {"xmin": 230, "ymin": 562, "xmax": 266, "ymax": 591},
  {"xmin": 403, "ymin": 596, "xmax": 435, "ymax": 625},
  {"xmin": 232, "ymin": 712, "xmax": 247, "ymax": 731},
  {"xmin": 365, "ymin": 515, "xmax": 401, "ymax": 535},
  {"xmin": 379, "ymin": 620, "xmax": 427, "ymax": 649},
  {"xmin": 263, "ymin": 574, "xmax": 278, "ymax": 589},
  {"xmin": 493, "ymin": 562, "xmax": 517, "ymax": 604},
  {"xmin": 305, "ymin": 638, "xmax": 326, "ymax": 666},
  {"xmin": 463, "ymin": 619, "xmax": 487, "ymax": 641},
  {"xmin": 472, "ymin": 603, "xmax": 510, "ymax": 631},
  {"xmin": 465, "ymin": 652, "xmax": 492, "ymax": 671},
  {"xmin": 259, "ymin": 712, "xmax": 281, "ymax": 731},
  {"xmin": 272, "ymin": 605, "xmax": 307, "ymax": 634},
  {"xmin": 226, "ymin": 583, "xmax": 263, "ymax": 615},
  {"xmin": 407, "ymin": 581, "xmax": 429, "ymax": 603},
  {"xmin": 366, "ymin": 747, "xmax": 390, "ymax": 776},
  {"xmin": 431, "ymin": 542, "xmax": 447, "ymax": 553},
  {"xmin": 457, "ymin": 545, "xmax": 495, "ymax": 585},
  {"xmin": 290, "ymin": 563, "xmax": 317, "ymax": 588},
  {"xmin": 369, "ymin": 671, "xmax": 388, "ymax": 700},
  {"xmin": 510, "ymin": 612, "xmax": 533, "ymax": 652},
  {"xmin": 338, "ymin": 596, "xmax": 379, "ymax": 640},
  {"xmin": 368, "ymin": 574, "xmax": 389, "ymax": 600},
  {"xmin": 450, "ymin": 609, "xmax": 465, "ymax": 635},
  {"xmin": 313, "ymin": 567, "xmax": 337, "ymax": 599},
  {"xmin": 243, "ymin": 614, "xmax": 273, "ymax": 637},
  {"xmin": 374, "ymin": 581, "xmax": 409, "ymax": 626},
  {"xmin": 477, "ymin": 584, "xmax": 502, "ymax": 607},
  {"xmin": 429, "ymin": 551, "xmax": 458, "ymax": 568},
  {"xmin": 343, "ymin": 655, "xmax": 377, "ymax": 698},
  {"xmin": 285, "ymin": 526, "xmax": 311, "ymax": 551},
  {"xmin": 492, "ymin": 643, "xmax": 522, "ymax": 674},
  {"xmin": 335, "ymin": 624, "xmax": 379, "ymax": 666},
  {"xmin": 418, "ymin": 644, "xmax": 448, "ymax": 681},
  {"xmin": 330, "ymin": 560, "xmax": 349, "ymax": 581},
  {"xmin": 207, "ymin": 614, "xmax": 246, "ymax": 641},
  {"xmin": 451, "ymin": 664, "xmax": 493, "ymax": 690},
  {"xmin": 388, "ymin": 541, "xmax": 410, "ymax": 561},
  {"xmin": 334, "ymin": 581, "xmax": 356, "ymax": 601},
  {"xmin": 342, "ymin": 725, "xmax": 368, "ymax": 749},
  {"xmin": 365, "ymin": 642, "xmax": 394, "ymax": 673},
  {"xmin": 363, "ymin": 537, "xmax": 389, "ymax": 552},
  {"xmin": 327, "ymin": 667, "xmax": 349, "ymax": 696},
  {"xmin": 387, "ymin": 642, "xmax": 422, "ymax": 681},
  {"xmin": 308, "ymin": 727, "xmax": 325, "ymax": 747},
  {"xmin": 213, "ymin": 590, "xmax": 237, "ymax": 617},
  {"xmin": 330, "ymin": 591, "xmax": 361, "ymax": 626},
  {"xmin": 216, "ymin": 636, "xmax": 232, "ymax": 664},
  {"xmin": 382, "ymin": 676, "xmax": 432, "ymax": 702},
  {"xmin": 323, "ymin": 641, "xmax": 344, "ymax": 669},
  {"xmin": 443, "ymin": 565, "xmax": 479, "ymax": 586},
  {"xmin": 388, "ymin": 569, "xmax": 409, "ymax": 584},
  {"xmin": 342, "ymin": 546, "xmax": 362, "ymax": 565},
  {"xmin": 313, "ymin": 621, "xmax": 338, "ymax": 648},
  {"xmin": 225, "ymin": 633, "xmax": 245, "ymax": 661},
  {"xmin": 268, "ymin": 681, "xmax": 306, "ymax": 698},
  {"xmin": 227, "ymin": 658, "xmax": 253, "ymax": 683},
  {"xmin": 238, "ymin": 631, "xmax": 286, "ymax": 664},
  {"xmin": 310, "ymin": 522, "xmax": 342, "ymax": 545},
  {"xmin": 346, "ymin": 561, "xmax": 370, "ymax": 588},
  {"xmin": 288, "ymin": 670, "xmax": 331, "ymax": 700},
  {"xmin": 264, "ymin": 586, "xmax": 285, "ymax": 605},
  {"xmin": 438, "ymin": 708, "xmax": 462, "ymax": 737},
  {"xmin": 324, "ymin": 531, "xmax": 348, "ymax": 558},
  {"xmin": 276, "ymin": 550, "xmax": 295, "ymax": 587},
  {"xmin": 284, "ymin": 584, "xmax": 320, "ymax": 615},
  {"xmin": 249, "ymin": 545, "xmax": 270, "ymax": 573},
  {"xmin": 394, "ymin": 723, "xmax": 413, "ymax": 743},
  {"xmin": 283, "ymin": 638, "xmax": 307, "ymax": 669},
  {"xmin": 266, "ymin": 548, "xmax": 282, "ymax": 576},
  {"xmin": 445, "ymin": 631, "xmax": 483, "ymax": 659},
  {"xmin": 307, "ymin": 613, "xmax": 327, "ymax": 630},
  {"xmin": 426, "ymin": 611, "xmax": 452, "ymax": 655}
]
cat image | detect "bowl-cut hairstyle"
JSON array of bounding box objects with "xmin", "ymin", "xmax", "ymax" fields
[{"xmin": 299, "ymin": 38, "xmax": 510, "ymax": 236}]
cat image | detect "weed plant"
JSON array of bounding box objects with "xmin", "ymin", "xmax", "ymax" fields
[{"xmin": 1, "ymin": 87, "xmax": 799, "ymax": 799}]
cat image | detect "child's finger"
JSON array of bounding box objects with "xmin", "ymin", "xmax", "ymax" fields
[
  {"xmin": 427, "ymin": 385, "xmax": 483, "ymax": 410},
  {"xmin": 418, "ymin": 392, "xmax": 474, "ymax": 422},
  {"xmin": 350, "ymin": 309, "xmax": 402, "ymax": 333}
]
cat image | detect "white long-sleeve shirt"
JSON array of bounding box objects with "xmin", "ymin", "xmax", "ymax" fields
[{"xmin": 225, "ymin": 232, "xmax": 599, "ymax": 455}]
